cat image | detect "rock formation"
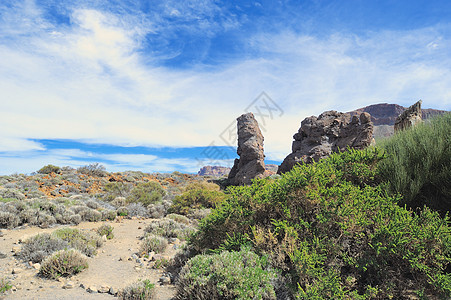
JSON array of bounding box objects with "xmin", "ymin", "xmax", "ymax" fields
[
  {"xmin": 394, "ymin": 100, "xmax": 422, "ymax": 132},
  {"xmin": 278, "ymin": 111, "xmax": 374, "ymax": 174},
  {"xmin": 197, "ymin": 166, "xmax": 231, "ymax": 177},
  {"xmin": 228, "ymin": 113, "xmax": 266, "ymax": 185}
]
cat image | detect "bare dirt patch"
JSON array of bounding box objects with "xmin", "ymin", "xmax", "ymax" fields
[{"xmin": 0, "ymin": 218, "xmax": 178, "ymax": 299}]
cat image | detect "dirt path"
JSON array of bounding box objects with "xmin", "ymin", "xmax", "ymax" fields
[{"xmin": 0, "ymin": 219, "xmax": 178, "ymax": 299}]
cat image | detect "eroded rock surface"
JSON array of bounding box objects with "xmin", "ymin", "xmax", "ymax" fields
[
  {"xmin": 228, "ymin": 113, "xmax": 265, "ymax": 185},
  {"xmin": 278, "ymin": 111, "xmax": 374, "ymax": 174},
  {"xmin": 394, "ymin": 100, "xmax": 422, "ymax": 132}
]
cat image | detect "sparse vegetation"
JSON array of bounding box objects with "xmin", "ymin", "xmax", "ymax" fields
[
  {"xmin": 140, "ymin": 234, "xmax": 168, "ymax": 254},
  {"xmin": 378, "ymin": 112, "xmax": 451, "ymax": 213},
  {"xmin": 53, "ymin": 228, "xmax": 103, "ymax": 257},
  {"xmin": 119, "ymin": 279, "xmax": 155, "ymax": 300},
  {"xmin": 18, "ymin": 233, "xmax": 69, "ymax": 263},
  {"xmin": 96, "ymin": 223, "xmax": 114, "ymax": 240},
  {"xmin": 127, "ymin": 181, "xmax": 166, "ymax": 206},
  {"xmin": 37, "ymin": 164, "xmax": 61, "ymax": 174},
  {"xmin": 0, "ymin": 277, "xmax": 12, "ymax": 294},
  {"xmin": 175, "ymin": 247, "xmax": 281, "ymax": 300},
  {"xmin": 39, "ymin": 249, "xmax": 88, "ymax": 279},
  {"xmin": 77, "ymin": 163, "xmax": 106, "ymax": 177}
]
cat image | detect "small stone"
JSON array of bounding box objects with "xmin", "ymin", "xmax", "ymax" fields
[
  {"xmin": 11, "ymin": 285, "xmax": 17, "ymax": 291},
  {"xmin": 98, "ymin": 285, "xmax": 110, "ymax": 293},
  {"xmin": 136, "ymin": 258, "xmax": 142, "ymax": 264},
  {"xmin": 134, "ymin": 266, "xmax": 141, "ymax": 271},
  {"xmin": 0, "ymin": 230, "xmax": 4, "ymax": 237},
  {"xmin": 159, "ymin": 276, "xmax": 171, "ymax": 285},
  {"xmin": 62, "ymin": 281, "xmax": 75, "ymax": 289},
  {"xmin": 101, "ymin": 235, "xmax": 107, "ymax": 242},
  {"xmin": 12, "ymin": 268, "xmax": 23, "ymax": 274},
  {"xmin": 11, "ymin": 246, "xmax": 21, "ymax": 255},
  {"xmin": 87, "ymin": 286, "xmax": 98, "ymax": 293},
  {"xmin": 0, "ymin": 252, "xmax": 7, "ymax": 259},
  {"xmin": 32, "ymin": 263, "xmax": 41, "ymax": 270},
  {"xmin": 109, "ymin": 287, "xmax": 116, "ymax": 295},
  {"xmin": 131, "ymin": 254, "xmax": 138, "ymax": 260}
]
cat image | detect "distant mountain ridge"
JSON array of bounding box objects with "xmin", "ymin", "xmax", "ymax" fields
[{"xmin": 348, "ymin": 103, "xmax": 447, "ymax": 126}]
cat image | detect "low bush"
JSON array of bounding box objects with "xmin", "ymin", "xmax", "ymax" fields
[
  {"xmin": 77, "ymin": 163, "xmax": 106, "ymax": 177},
  {"xmin": 53, "ymin": 228, "xmax": 102, "ymax": 257},
  {"xmin": 147, "ymin": 200, "xmax": 172, "ymax": 219},
  {"xmin": 144, "ymin": 218, "xmax": 192, "ymax": 240},
  {"xmin": 119, "ymin": 279, "xmax": 155, "ymax": 300},
  {"xmin": 191, "ymin": 148, "xmax": 451, "ymax": 299},
  {"xmin": 169, "ymin": 182, "xmax": 226, "ymax": 215},
  {"xmin": 166, "ymin": 213, "xmax": 190, "ymax": 225},
  {"xmin": 39, "ymin": 249, "xmax": 88, "ymax": 279},
  {"xmin": 127, "ymin": 182, "xmax": 166, "ymax": 206},
  {"xmin": 126, "ymin": 202, "xmax": 148, "ymax": 217},
  {"xmin": 18, "ymin": 233, "xmax": 69, "ymax": 263},
  {"xmin": 378, "ymin": 112, "xmax": 451, "ymax": 213},
  {"xmin": 0, "ymin": 277, "xmax": 11, "ymax": 293},
  {"xmin": 96, "ymin": 224, "xmax": 114, "ymax": 240},
  {"xmin": 175, "ymin": 247, "xmax": 280, "ymax": 300},
  {"xmin": 37, "ymin": 164, "xmax": 60, "ymax": 174},
  {"xmin": 0, "ymin": 211, "xmax": 20, "ymax": 228},
  {"xmin": 103, "ymin": 182, "xmax": 133, "ymax": 202},
  {"xmin": 140, "ymin": 234, "xmax": 168, "ymax": 255}
]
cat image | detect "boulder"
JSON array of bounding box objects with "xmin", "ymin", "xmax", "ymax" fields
[
  {"xmin": 394, "ymin": 100, "xmax": 422, "ymax": 132},
  {"xmin": 278, "ymin": 110, "xmax": 374, "ymax": 174},
  {"xmin": 228, "ymin": 113, "xmax": 266, "ymax": 185}
]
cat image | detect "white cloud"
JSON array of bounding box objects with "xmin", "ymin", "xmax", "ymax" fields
[{"xmin": 0, "ymin": 2, "xmax": 450, "ymax": 175}]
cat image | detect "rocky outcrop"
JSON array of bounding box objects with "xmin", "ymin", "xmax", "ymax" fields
[
  {"xmin": 394, "ymin": 100, "xmax": 422, "ymax": 132},
  {"xmin": 197, "ymin": 166, "xmax": 231, "ymax": 177},
  {"xmin": 278, "ymin": 111, "xmax": 374, "ymax": 174},
  {"xmin": 228, "ymin": 113, "xmax": 266, "ymax": 185}
]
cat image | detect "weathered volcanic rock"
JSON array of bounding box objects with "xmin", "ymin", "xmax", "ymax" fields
[
  {"xmin": 197, "ymin": 166, "xmax": 231, "ymax": 177},
  {"xmin": 228, "ymin": 113, "xmax": 266, "ymax": 185},
  {"xmin": 394, "ymin": 100, "xmax": 422, "ymax": 132},
  {"xmin": 278, "ymin": 111, "xmax": 374, "ymax": 174}
]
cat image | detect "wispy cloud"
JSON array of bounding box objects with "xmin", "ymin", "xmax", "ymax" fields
[{"xmin": 0, "ymin": 1, "xmax": 450, "ymax": 174}]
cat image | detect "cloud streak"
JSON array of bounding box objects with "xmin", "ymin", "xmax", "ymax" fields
[{"xmin": 0, "ymin": 0, "xmax": 450, "ymax": 174}]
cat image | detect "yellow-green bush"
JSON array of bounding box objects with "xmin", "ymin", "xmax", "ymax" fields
[
  {"xmin": 191, "ymin": 148, "xmax": 451, "ymax": 299},
  {"xmin": 39, "ymin": 249, "xmax": 88, "ymax": 279}
]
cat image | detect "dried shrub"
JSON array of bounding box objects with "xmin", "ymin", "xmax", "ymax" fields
[
  {"xmin": 140, "ymin": 234, "xmax": 168, "ymax": 255},
  {"xmin": 0, "ymin": 211, "xmax": 20, "ymax": 228},
  {"xmin": 118, "ymin": 279, "xmax": 154, "ymax": 300},
  {"xmin": 144, "ymin": 218, "xmax": 189, "ymax": 239},
  {"xmin": 39, "ymin": 249, "xmax": 88, "ymax": 279},
  {"xmin": 166, "ymin": 213, "xmax": 190, "ymax": 225},
  {"xmin": 77, "ymin": 163, "xmax": 106, "ymax": 177},
  {"xmin": 126, "ymin": 202, "xmax": 148, "ymax": 217},
  {"xmin": 52, "ymin": 228, "xmax": 102, "ymax": 257},
  {"xmin": 18, "ymin": 233, "xmax": 69, "ymax": 263}
]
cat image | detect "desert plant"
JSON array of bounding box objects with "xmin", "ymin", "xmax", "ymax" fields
[
  {"xmin": 78, "ymin": 208, "xmax": 102, "ymax": 222},
  {"xmin": 147, "ymin": 200, "xmax": 172, "ymax": 218},
  {"xmin": 127, "ymin": 182, "xmax": 166, "ymax": 206},
  {"xmin": 118, "ymin": 279, "xmax": 155, "ymax": 300},
  {"xmin": 37, "ymin": 164, "xmax": 61, "ymax": 174},
  {"xmin": 144, "ymin": 218, "xmax": 191, "ymax": 240},
  {"xmin": 77, "ymin": 163, "xmax": 106, "ymax": 177},
  {"xmin": 175, "ymin": 247, "xmax": 280, "ymax": 300},
  {"xmin": 103, "ymin": 182, "xmax": 133, "ymax": 202},
  {"xmin": 191, "ymin": 148, "xmax": 451, "ymax": 299},
  {"xmin": 96, "ymin": 224, "xmax": 114, "ymax": 240},
  {"xmin": 127, "ymin": 202, "xmax": 148, "ymax": 217},
  {"xmin": 0, "ymin": 277, "xmax": 12, "ymax": 293},
  {"xmin": 169, "ymin": 182, "xmax": 226, "ymax": 215},
  {"xmin": 166, "ymin": 213, "xmax": 190, "ymax": 225},
  {"xmin": 0, "ymin": 211, "xmax": 20, "ymax": 228},
  {"xmin": 378, "ymin": 112, "xmax": 451, "ymax": 213},
  {"xmin": 39, "ymin": 249, "xmax": 88, "ymax": 279},
  {"xmin": 140, "ymin": 234, "xmax": 168, "ymax": 254},
  {"xmin": 52, "ymin": 228, "xmax": 102, "ymax": 257},
  {"xmin": 18, "ymin": 233, "xmax": 69, "ymax": 263}
]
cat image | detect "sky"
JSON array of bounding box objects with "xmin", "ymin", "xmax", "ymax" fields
[{"xmin": 1, "ymin": 0, "xmax": 450, "ymax": 175}]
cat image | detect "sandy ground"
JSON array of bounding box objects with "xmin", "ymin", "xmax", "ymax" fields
[{"xmin": 0, "ymin": 219, "xmax": 178, "ymax": 300}]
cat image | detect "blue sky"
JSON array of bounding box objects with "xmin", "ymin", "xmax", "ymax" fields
[{"xmin": 1, "ymin": 0, "xmax": 450, "ymax": 174}]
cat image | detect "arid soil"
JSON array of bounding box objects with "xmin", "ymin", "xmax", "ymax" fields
[{"xmin": 0, "ymin": 219, "xmax": 178, "ymax": 300}]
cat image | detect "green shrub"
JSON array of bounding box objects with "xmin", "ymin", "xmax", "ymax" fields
[
  {"xmin": 96, "ymin": 224, "xmax": 114, "ymax": 240},
  {"xmin": 37, "ymin": 164, "xmax": 61, "ymax": 174},
  {"xmin": 52, "ymin": 228, "xmax": 102, "ymax": 257},
  {"xmin": 103, "ymin": 182, "xmax": 133, "ymax": 202},
  {"xmin": 119, "ymin": 279, "xmax": 155, "ymax": 300},
  {"xmin": 166, "ymin": 213, "xmax": 190, "ymax": 225},
  {"xmin": 169, "ymin": 182, "xmax": 226, "ymax": 215},
  {"xmin": 191, "ymin": 148, "xmax": 451, "ymax": 299},
  {"xmin": 127, "ymin": 182, "xmax": 166, "ymax": 206},
  {"xmin": 175, "ymin": 248, "xmax": 280, "ymax": 300},
  {"xmin": 140, "ymin": 234, "xmax": 168, "ymax": 255},
  {"xmin": 378, "ymin": 112, "xmax": 451, "ymax": 213},
  {"xmin": 39, "ymin": 249, "xmax": 88, "ymax": 279},
  {"xmin": 78, "ymin": 208, "xmax": 102, "ymax": 222},
  {"xmin": 18, "ymin": 233, "xmax": 69, "ymax": 263},
  {"xmin": 0, "ymin": 277, "xmax": 12, "ymax": 293}
]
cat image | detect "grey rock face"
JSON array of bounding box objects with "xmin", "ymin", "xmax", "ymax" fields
[
  {"xmin": 278, "ymin": 110, "xmax": 374, "ymax": 174},
  {"xmin": 228, "ymin": 113, "xmax": 266, "ymax": 185},
  {"xmin": 394, "ymin": 100, "xmax": 422, "ymax": 132}
]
